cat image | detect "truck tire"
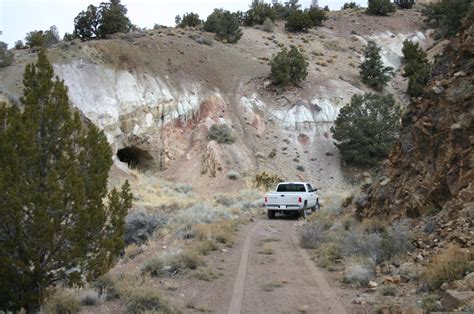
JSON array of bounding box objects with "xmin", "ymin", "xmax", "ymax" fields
[
  {"xmin": 267, "ymin": 210, "xmax": 275, "ymax": 219},
  {"xmin": 312, "ymin": 199, "xmax": 320, "ymax": 212},
  {"xmin": 300, "ymin": 203, "xmax": 307, "ymax": 219}
]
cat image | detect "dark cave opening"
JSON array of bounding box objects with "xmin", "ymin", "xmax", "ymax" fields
[{"xmin": 117, "ymin": 146, "xmax": 154, "ymax": 170}]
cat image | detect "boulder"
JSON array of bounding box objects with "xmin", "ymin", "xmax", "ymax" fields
[{"xmin": 441, "ymin": 290, "xmax": 474, "ymax": 310}]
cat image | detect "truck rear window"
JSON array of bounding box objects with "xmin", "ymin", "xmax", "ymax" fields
[{"xmin": 276, "ymin": 184, "xmax": 306, "ymax": 192}]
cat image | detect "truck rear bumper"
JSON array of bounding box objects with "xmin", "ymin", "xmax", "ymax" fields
[{"xmin": 265, "ymin": 204, "xmax": 303, "ymax": 211}]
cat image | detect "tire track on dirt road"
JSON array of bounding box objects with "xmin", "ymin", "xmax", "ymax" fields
[{"xmin": 228, "ymin": 217, "xmax": 347, "ymax": 314}]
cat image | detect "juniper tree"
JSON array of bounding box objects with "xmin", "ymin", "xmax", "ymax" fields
[
  {"xmin": 402, "ymin": 40, "xmax": 431, "ymax": 97},
  {"xmin": 204, "ymin": 9, "xmax": 242, "ymax": 43},
  {"xmin": 330, "ymin": 93, "xmax": 401, "ymax": 166},
  {"xmin": 360, "ymin": 40, "xmax": 394, "ymax": 91},
  {"xmin": 0, "ymin": 50, "xmax": 132, "ymax": 311},
  {"xmin": 271, "ymin": 46, "xmax": 308, "ymax": 86}
]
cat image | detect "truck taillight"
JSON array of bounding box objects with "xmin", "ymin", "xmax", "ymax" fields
[
  {"xmin": 298, "ymin": 197, "xmax": 302, "ymax": 203},
  {"xmin": 265, "ymin": 197, "xmax": 268, "ymax": 203}
]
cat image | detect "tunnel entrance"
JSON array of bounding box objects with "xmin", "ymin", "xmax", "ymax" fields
[{"xmin": 117, "ymin": 146, "xmax": 154, "ymax": 170}]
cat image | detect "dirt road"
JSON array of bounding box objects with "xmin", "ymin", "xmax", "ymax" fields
[{"xmin": 180, "ymin": 216, "xmax": 348, "ymax": 313}]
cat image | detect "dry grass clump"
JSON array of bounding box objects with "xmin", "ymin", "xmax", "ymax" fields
[
  {"xmin": 124, "ymin": 243, "xmax": 144, "ymax": 260},
  {"xmin": 313, "ymin": 242, "xmax": 342, "ymax": 270},
  {"xmin": 342, "ymin": 257, "xmax": 376, "ymax": 286},
  {"xmin": 196, "ymin": 240, "xmax": 219, "ymax": 255},
  {"xmin": 142, "ymin": 250, "xmax": 205, "ymax": 278},
  {"xmin": 194, "ymin": 220, "xmax": 235, "ymax": 246},
  {"xmin": 422, "ymin": 244, "xmax": 474, "ymax": 290},
  {"xmin": 192, "ymin": 266, "xmax": 219, "ymax": 281},
  {"xmin": 42, "ymin": 289, "xmax": 81, "ymax": 314},
  {"xmin": 262, "ymin": 280, "xmax": 287, "ymax": 292},
  {"xmin": 258, "ymin": 244, "xmax": 275, "ymax": 255}
]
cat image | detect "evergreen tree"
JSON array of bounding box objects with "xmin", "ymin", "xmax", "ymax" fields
[
  {"xmin": 74, "ymin": 0, "xmax": 131, "ymax": 41},
  {"xmin": 244, "ymin": 0, "xmax": 276, "ymax": 26},
  {"xmin": 402, "ymin": 40, "xmax": 431, "ymax": 97},
  {"xmin": 178, "ymin": 12, "xmax": 202, "ymax": 28},
  {"xmin": 74, "ymin": 4, "xmax": 101, "ymax": 40},
  {"xmin": 367, "ymin": 0, "xmax": 395, "ymax": 16},
  {"xmin": 285, "ymin": 10, "xmax": 313, "ymax": 32},
  {"xmin": 330, "ymin": 93, "xmax": 401, "ymax": 166},
  {"xmin": 271, "ymin": 46, "xmax": 308, "ymax": 86},
  {"xmin": 423, "ymin": 0, "xmax": 471, "ymax": 38},
  {"xmin": 0, "ymin": 50, "xmax": 132, "ymax": 311},
  {"xmin": 0, "ymin": 42, "xmax": 13, "ymax": 67},
  {"xmin": 204, "ymin": 9, "xmax": 242, "ymax": 43},
  {"xmin": 360, "ymin": 40, "xmax": 394, "ymax": 91},
  {"xmin": 98, "ymin": 0, "xmax": 131, "ymax": 37}
]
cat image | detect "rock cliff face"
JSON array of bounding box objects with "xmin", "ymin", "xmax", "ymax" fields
[{"xmin": 358, "ymin": 10, "xmax": 473, "ymax": 218}]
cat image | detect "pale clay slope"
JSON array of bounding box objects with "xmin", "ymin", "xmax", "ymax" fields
[{"xmin": 0, "ymin": 10, "xmax": 428, "ymax": 193}]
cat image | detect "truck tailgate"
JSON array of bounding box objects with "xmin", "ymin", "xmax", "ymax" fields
[{"xmin": 267, "ymin": 194, "xmax": 300, "ymax": 206}]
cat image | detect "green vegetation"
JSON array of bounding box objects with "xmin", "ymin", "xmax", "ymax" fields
[
  {"xmin": 0, "ymin": 42, "xmax": 13, "ymax": 67},
  {"xmin": 423, "ymin": 0, "xmax": 472, "ymax": 39},
  {"xmin": 14, "ymin": 40, "xmax": 24, "ymax": 49},
  {"xmin": 74, "ymin": 0, "xmax": 132, "ymax": 41},
  {"xmin": 270, "ymin": 46, "xmax": 308, "ymax": 87},
  {"xmin": 402, "ymin": 40, "xmax": 431, "ymax": 97},
  {"xmin": 285, "ymin": 10, "xmax": 313, "ymax": 32},
  {"xmin": 204, "ymin": 9, "xmax": 242, "ymax": 43},
  {"xmin": 423, "ymin": 245, "xmax": 474, "ymax": 290},
  {"xmin": 366, "ymin": 0, "xmax": 395, "ymax": 16},
  {"xmin": 25, "ymin": 26, "xmax": 60, "ymax": 48},
  {"xmin": 307, "ymin": 7, "xmax": 328, "ymax": 27},
  {"xmin": 360, "ymin": 40, "xmax": 394, "ymax": 90},
  {"xmin": 330, "ymin": 93, "xmax": 400, "ymax": 166},
  {"xmin": 0, "ymin": 50, "xmax": 132, "ymax": 312},
  {"xmin": 254, "ymin": 172, "xmax": 282, "ymax": 191},
  {"xmin": 394, "ymin": 0, "xmax": 415, "ymax": 9},
  {"xmin": 177, "ymin": 12, "xmax": 202, "ymax": 28},
  {"xmin": 342, "ymin": 2, "xmax": 360, "ymax": 9},
  {"xmin": 244, "ymin": 0, "xmax": 276, "ymax": 26},
  {"xmin": 208, "ymin": 124, "xmax": 235, "ymax": 144}
]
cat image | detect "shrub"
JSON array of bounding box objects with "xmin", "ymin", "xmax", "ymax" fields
[
  {"xmin": 14, "ymin": 40, "xmax": 24, "ymax": 49},
  {"xmin": 142, "ymin": 250, "xmax": 205, "ymax": 278},
  {"xmin": 262, "ymin": 17, "xmax": 275, "ymax": 32},
  {"xmin": 0, "ymin": 42, "xmax": 13, "ymax": 67},
  {"xmin": 423, "ymin": 245, "xmax": 474, "ymax": 290},
  {"xmin": 300, "ymin": 215, "xmax": 333, "ymax": 249},
  {"xmin": 42, "ymin": 290, "xmax": 81, "ymax": 314},
  {"xmin": 79, "ymin": 290, "xmax": 100, "ymax": 306},
  {"xmin": 285, "ymin": 10, "xmax": 313, "ymax": 32},
  {"xmin": 402, "ymin": 40, "xmax": 431, "ymax": 97},
  {"xmin": 379, "ymin": 285, "xmax": 399, "ymax": 296},
  {"xmin": 330, "ymin": 93, "xmax": 401, "ymax": 167},
  {"xmin": 204, "ymin": 9, "xmax": 242, "ymax": 43},
  {"xmin": 244, "ymin": 1, "xmax": 276, "ymax": 26},
  {"xmin": 296, "ymin": 165, "xmax": 305, "ymax": 172},
  {"xmin": 381, "ymin": 220, "xmax": 413, "ymax": 260},
  {"xmin": 343, "ymin": 258, "xmax": 376, "ymax": 286},
  {"xmin": 175, "ymin": 183, "xmax": 193, "ymax": 194},
  {"xmin": 360, "ymin": 40, "xmax": 394, "ymax": 90},
  {"xmin": 227, "ymin": 170, "xmax": 240, "ymax": 180},
  {"xmin": 123, "ymin": 286, "xmax": 178, "ymax": 313},
  {"xmin": 208, "ymin": 124, "xmax": 235, "ymax": 144},
  {"xmin": 394, "ymin": 0, "xmax": 415, "ymax": 9},
  {"xmin": 196, "ymin": 240, "xmax": 219, "ymax": 255},
  {"xmin": 254, "ymin": 172, "xmax": 282, "ymax": 191},
  {"xmin": 178, "ymin": 12, "xmax": 202, "ymax": 28},
  {"xmin": 270, "ymin": 46, "xmax": 308, "ymax": 86},
  {"xmin": 342, "ymin": 230, "xmax": 383, "ymax": 263},
  {"xmin": 193, "ymin": 267, "xmax": 219, "ymax": 281},
  {"xmin": 123, "ymin": 243, "xmax": 144, "ymax": 260},
  {"xmin": 194, "ymin": 220, "xmax": 234, "ymax": 245},
  {"xmin": 423, "ymin": 0, "xmax": 471, "ymax": 39},
  {"xmin": 342, "ymin": 2, "xmax": 360, "ymax": 9},
  {"xmin": 366, "ymin": 0, "xmax": 395, "ymax": 16},
  {"xmin": 307, "ymin": 7, "xmax": 327, "ymax": 27},
  {"xmin": 314, "ymin": 242, "xmax": 342, "ymax": 269},
  {"xmin": 124, "ymin": 210, "xmax": 166, "ymax": 245}
]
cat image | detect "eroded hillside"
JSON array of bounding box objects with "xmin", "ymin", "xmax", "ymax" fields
[{"xmin": 0, "ymin": 9, "xmax": 428, "ymax": 193}]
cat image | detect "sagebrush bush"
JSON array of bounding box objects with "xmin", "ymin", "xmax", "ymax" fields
[
  {"xmin": 123, "ymin": 286, "xmax": 179, "ymax": 313},
  {"xmin": 423, "ymin": 245, "xmax": 474, "ymax": 290},
  {"xmin": 343, "ymin": 258, "xmax": 376, "ymax": 286},
  {"xmin": 300, "ymin": 218, "xmax": 332, "ymax": 249},
  {"xmin": 208, "ymin": 124, "xmax": 235, "ymax": 144},
  {"xmin": 142, "ymin": 250, "xmax": 205, "ymax": 277},
  {"xmin": 227, "ymin": 170, "xmax": 240, "ymax": 180},
  {"xmin": 79, "ymin": 289, "xmax": 100, "ymax": 306},
  {"xmin": 192, "ymin": 266, "xmax": 219, "ymax": 281},
  {"xmin": 175, "ymin": 183, "xmax": 193, "ymax": 194},
  {"xmin": 342, "ymin": 230, "xmax": 383, "ymax": 263}
]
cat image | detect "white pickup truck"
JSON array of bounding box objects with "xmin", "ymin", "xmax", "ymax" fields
[{"xmin": 264, "ymin": 182, "xmax": 320, "ymax": 219}]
